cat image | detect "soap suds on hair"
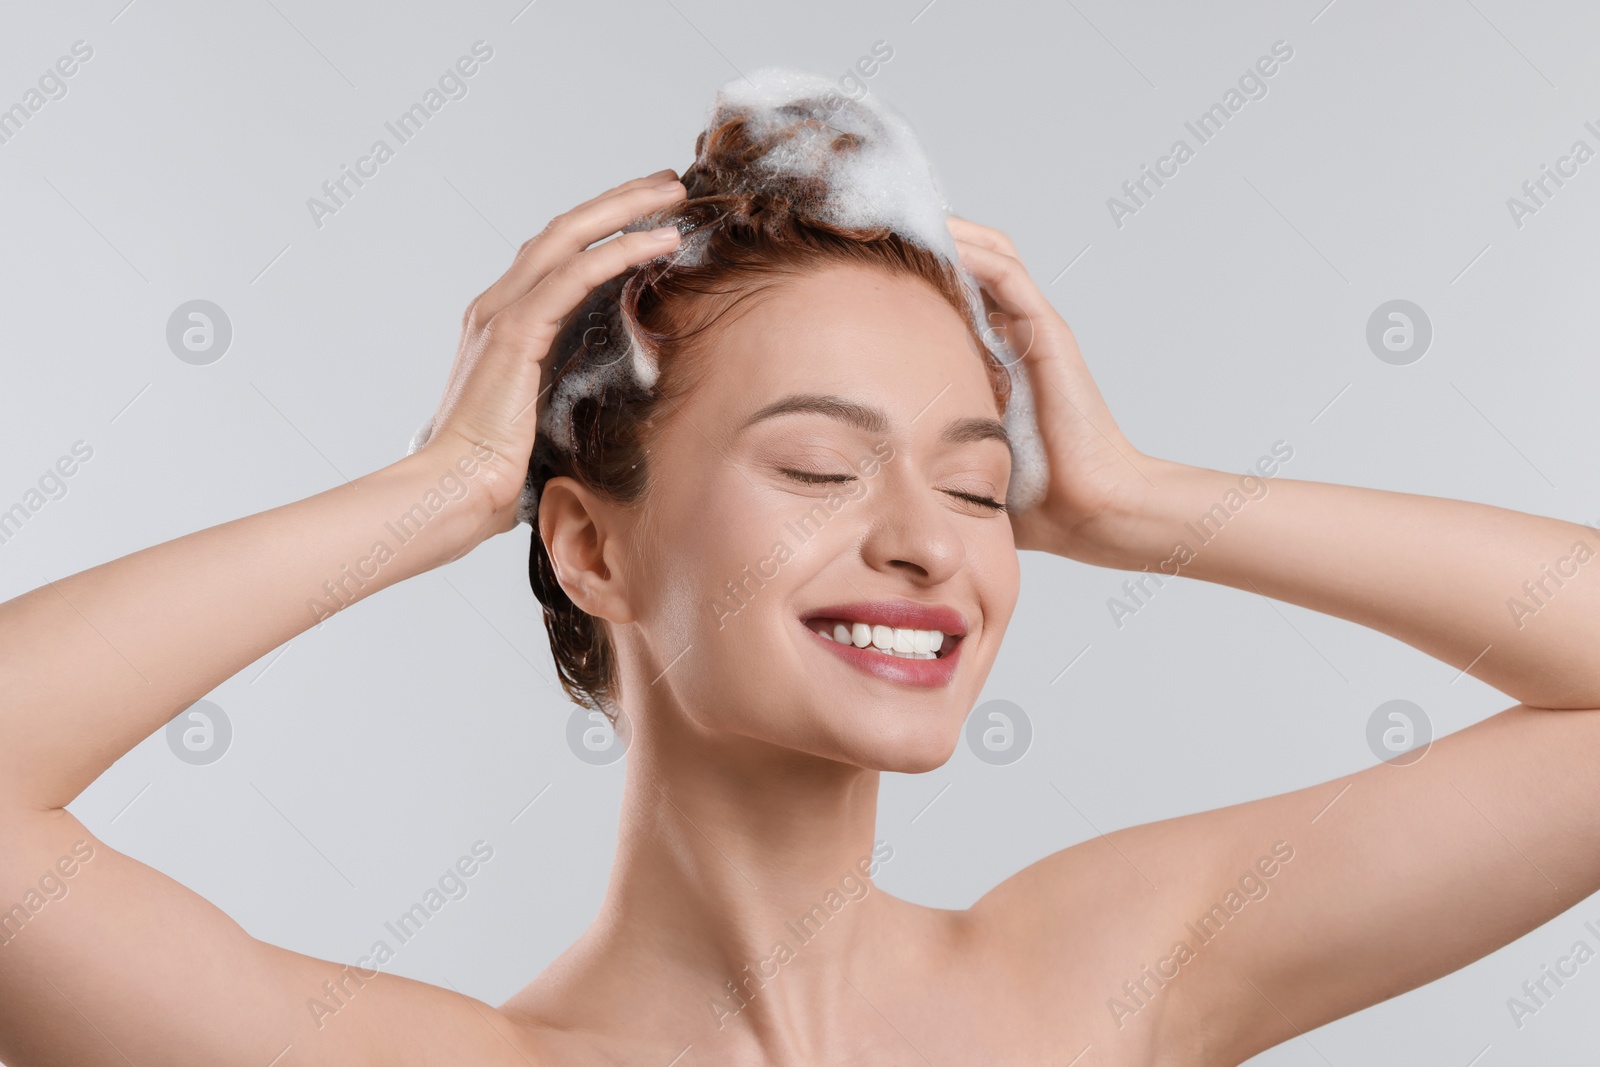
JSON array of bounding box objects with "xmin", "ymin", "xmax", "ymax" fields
[{"xmin": 410, "ymin": 66, "xmax": 1050, "ymax": 518}]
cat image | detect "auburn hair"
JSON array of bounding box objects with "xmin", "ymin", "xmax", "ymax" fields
[{"xmin": 527, "ymin": 97, "xmax": 1011, "ymax": 716}]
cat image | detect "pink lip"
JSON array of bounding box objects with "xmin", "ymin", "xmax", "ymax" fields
[
  {"xmin": 798, "ymin": 600, "xmax": 968, "ymax": 689},
  {"xmin": 802, "ymin": 623, "xmax": 964, "ymax": 688},
  {"xmin": 800, "ymin": 600, "xmax": 968, "ymax": 636}
]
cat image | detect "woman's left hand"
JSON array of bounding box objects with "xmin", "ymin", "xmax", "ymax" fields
[{"xmin": 948, "ymin": 216, "xmax": 1155, "ymax": 564}]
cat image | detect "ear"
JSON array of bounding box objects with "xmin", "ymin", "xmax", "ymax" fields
[{"xmin": 537, "ymin": 476, "xmax": 638, "ymax": 625}]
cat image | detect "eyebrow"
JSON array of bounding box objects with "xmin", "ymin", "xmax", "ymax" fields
[
  {"xmin": 739, "ymin": 393, "xmax": 1012, "ymax": 453},
  {"xmin": 940, "ymin": 415, "xmax": 1012, "ymax": 453}
]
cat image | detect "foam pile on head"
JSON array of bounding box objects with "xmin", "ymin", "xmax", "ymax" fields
[{"xmin": 410, "ymin": 66, "xmax": 1049, "ymax": 523}]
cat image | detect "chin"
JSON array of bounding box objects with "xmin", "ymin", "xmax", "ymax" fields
[
  {"xmin": 819, "ymin": 710, "xmax": 967, "ymax": 775},
  {"xmin": 868, "ymin": 738, "xmax": 961, "ymax": 775}
]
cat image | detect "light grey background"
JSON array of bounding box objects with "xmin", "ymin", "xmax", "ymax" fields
[{"xmin": 2, "ymin": 0, "xmax": 1598, "ymax": 1062}]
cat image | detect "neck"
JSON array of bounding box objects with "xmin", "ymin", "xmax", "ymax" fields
[{"xmin": 559, "ymin": 700, "xmax": 897, "ymax": 1053}]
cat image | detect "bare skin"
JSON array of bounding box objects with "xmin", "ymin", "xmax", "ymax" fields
[{"xmin": 1, "ymin": 169, "xmax": 1598, "ymax": 1067}]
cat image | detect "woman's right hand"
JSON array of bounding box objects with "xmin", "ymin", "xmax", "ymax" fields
[
  {"xmin": 0, "ymin": 177, "xmax": 692, "ymax": 1067},
  {"xmin": 416, "ymin": 168, "xmax": 686, "ymax": 536}
]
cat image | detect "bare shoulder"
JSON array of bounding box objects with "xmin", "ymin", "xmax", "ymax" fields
[
  {"xmin": 964, "ymin": 810, "xmax": 1298, "ymax": 1064},
  {"xmin": 965, "ymin": 705, "xmax": 1600, "ymax": 1065},
  {"xmin": 0, "ymin": 807, "xmax": 549, "ymax": 1067},
  {"xmin": 315, "ymin": 966, "xmax": 550, "ymax": 1066}
]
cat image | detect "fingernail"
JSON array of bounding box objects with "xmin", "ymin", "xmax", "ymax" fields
[
  {"xmin": 647, "ymin": 225, "xmax": 679, "ymax": 240},
  {"xmin": 654, "ymin": 178, "xmax": 683, "ymax": 190},
  {"xmin": 648, "ymin": 168, "xmax": 677, "ymax": 180}
]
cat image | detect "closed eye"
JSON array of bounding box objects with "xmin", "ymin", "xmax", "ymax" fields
[
  {"xmin": 780, "ymin": 468, "xmax": 855, "ymax": 486},
  {"xmin": 941, "ymin": 488, "xmax": 1006, "ymax": 512},
  {"xmin": 781, "ymin": 469, "xmax": 1005, "ymax": 511}
]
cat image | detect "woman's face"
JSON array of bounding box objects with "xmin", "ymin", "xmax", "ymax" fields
[{"xmin": 615, "ymin": 262, "xmax": 1021, "ymax": 773}]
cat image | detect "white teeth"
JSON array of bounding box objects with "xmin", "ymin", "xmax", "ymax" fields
[{"xmin": 810, "ymin": 617, "xmax": 955, "ymax": 661}]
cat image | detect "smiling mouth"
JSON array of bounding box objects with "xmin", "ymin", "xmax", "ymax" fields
[{"xmin": 803, "ymin": 618, "xmax": 954, "ymax": 660}]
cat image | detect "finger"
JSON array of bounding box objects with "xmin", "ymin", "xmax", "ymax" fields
[
  {"xmin": 491, "ymin": 225, "xmax": 683, "ymax": 356},
  {"xmin": 952, "ymin": 237, "xmax": 1053, "ymax": 323},
  {"xmin": 565, "ymin": 167, "xmax": 681, "ymax": 216},
  {"xmin": 576, "ymin": 169, "xmax": 679, "ymax": 207},
  {"xmin": 955, "ymin": 236, "xmax": 1093, "ymax": 378},
  {"xmin": 572, "ymin": 167, "xmax": 681, "ymax": 212},
  {"xmin": 474, "ymin": 178, "xmax": 684, "ymax": 320},
  {"xmin": 470, "ymin": 173, "xmax": 683, "ymax": 322},
  {"xmin": 953, "ymin": 236, "xmax": 1110, "ymax": 452},
  {"xmin": 947, "ymin": 215, "xmax": 1020, "ymax": 260}
]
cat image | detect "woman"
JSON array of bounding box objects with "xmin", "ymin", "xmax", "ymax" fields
[{"xmin": 2, "ymin": 71, "xmax": 1598, "ymax": 1067}]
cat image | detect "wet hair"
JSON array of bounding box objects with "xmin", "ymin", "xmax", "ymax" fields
[{"xmin": 527, "ymin": 95, "xmax": 1013, "ymax": 717}]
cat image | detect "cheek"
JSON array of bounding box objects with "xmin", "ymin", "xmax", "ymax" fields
[
  {"xmin": 999, "ymin": 533, "xmax": 1022, "ymax": 599},
  {"xmin": 644, "ymin": 469, "xmax": 795, "ymax": 638},
  {"xmin": 974, "ymin": 523, "xmax": 1022, "ymax": 636}
]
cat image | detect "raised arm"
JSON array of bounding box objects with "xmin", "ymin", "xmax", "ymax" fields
[
  {"xmin": 948, "ymin": 216, "xmax": 1600, "ymax": 1063},
  {"xmin": 1067, "ymin": 465, "xmax": 1600, "ymax": 1062},
  {"xmin": 0, "ymin": 451, "xmax": 488, "ymax": 813},
  {"xmin": 1101, "ymin": 464, "xmax": 1598, "ymax": 710},
  {"xmin": 0, "ymin": 170, "xmax": 687, "ymax": 1067}
]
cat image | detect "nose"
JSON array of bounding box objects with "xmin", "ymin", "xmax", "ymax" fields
[{"xmin": 857, "ymin": 464, "xmax": 966, "ymax": 586}]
